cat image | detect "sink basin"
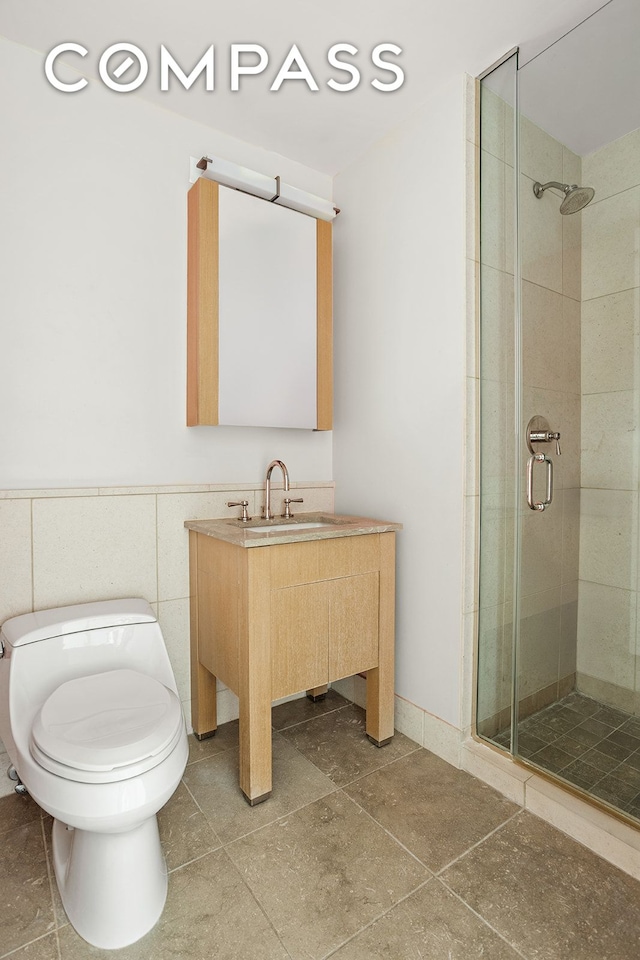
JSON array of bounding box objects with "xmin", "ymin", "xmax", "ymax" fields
[{"xmin": 248, "ymin": 521, "xmax": 335, "ymax": 534}]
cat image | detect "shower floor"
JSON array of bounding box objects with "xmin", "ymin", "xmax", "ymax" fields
[{"xmin": 494, "ymin": 692, "xmax": 640, "ymax": 819}]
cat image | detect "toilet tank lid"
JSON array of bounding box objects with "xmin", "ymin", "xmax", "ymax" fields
[{"xmin": 1, "ymin": 599, "xmax": 156, "ymax": 648}]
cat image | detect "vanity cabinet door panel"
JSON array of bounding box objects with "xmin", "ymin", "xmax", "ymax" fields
[
  {"xmin": 270, "ymin": 582, "xmax": 329, "ymax": 700},
  {"xmin": 328, "ymin": 573, "xmax": 379, "ymax": 682}
]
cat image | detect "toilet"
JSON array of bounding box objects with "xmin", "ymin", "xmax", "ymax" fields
[{"xmin": 0, "ymin": 598, "xmax": 189, "ymax": 950}]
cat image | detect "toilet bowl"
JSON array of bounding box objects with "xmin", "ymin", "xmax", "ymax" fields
[{"xmin": 0, "ymin": 598, "xmax": 189, "ymax": 949}]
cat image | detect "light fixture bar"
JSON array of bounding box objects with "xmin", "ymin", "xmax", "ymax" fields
[{"xmin": 189, "ymin": 156, "xmax": 338, "ymax": 221}]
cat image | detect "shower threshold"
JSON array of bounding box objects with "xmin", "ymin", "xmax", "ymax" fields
[{"xmin": 494, "ymin": 693, "xmax": 640, "ymax": 820}]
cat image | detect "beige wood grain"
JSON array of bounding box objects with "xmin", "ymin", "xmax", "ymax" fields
[
  {"xmin": 189, "ymin": 531, "xmax": 217, "ymax": 736},
  {"xmin": 187, "ymin": 178, "xmax": 219, "ymax": 425},
  {"xmin": 270, "ymin": 582, "xmax": 329, "ymax": 700},
  {"xmin": 196, "ymin": 534, "xmax": 240, "ymax": 692},
  {"xmin": 318, "ymin": 534, "xmax": 380, "ymax": 581},
  {"xmin": 316, "ymin": 219, "xmax": 333, "ymax": 430},
  {"xmin": 365, "ymin": 532, "xmax": 396, "ymax": 744},
  {"xmin": 239, "ymin": 547, "xmax": 273, "ymax": 802},
  {"xmin": 269, "ymin": 540, "xmax": 321, "ymax": 589},
  {"xmin": 329, "ymin": 572, "xmax": 380, "ymax": 681}
]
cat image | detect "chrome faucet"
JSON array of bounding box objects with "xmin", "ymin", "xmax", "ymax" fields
[{"xmin": 263, "ymin": 460, "xmax": 289, "ymax": 519}]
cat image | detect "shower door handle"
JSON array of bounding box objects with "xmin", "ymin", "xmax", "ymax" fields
[{"xmin": 526, "ymin": 452, "xmax": 553, "ymax": 511}]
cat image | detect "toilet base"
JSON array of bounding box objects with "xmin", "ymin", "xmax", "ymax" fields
[{"xmin": 52, "ymin": 815, "xmax": 168, "ymax": 949}]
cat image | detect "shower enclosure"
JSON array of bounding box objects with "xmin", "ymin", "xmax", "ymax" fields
[{"xmin": 476, "ymin": 0, "xmax": 640, "ymax": 823}]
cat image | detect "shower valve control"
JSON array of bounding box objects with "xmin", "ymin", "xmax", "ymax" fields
[
  {"xmin": 526, "ymin": 416, "xmax": 562, "ymax": 512},
  {"xmin": 527, "ymin": 420, "xmax": 561, "ymax": 456}
]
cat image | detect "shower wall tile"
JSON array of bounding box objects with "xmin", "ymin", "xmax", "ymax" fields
[
  {"xmin": 477, "ymin": 602, "xmax": 512, "ymax": 722},
  {"xmin": 561, "ymin": 488, "xmax": 581, "ymax": 586},
  {"xmin": 559, "ymin": 581, "xmax": 579, "ymax": 680},
  {"xmin": 478, "ymin": 492, "xmax": 509, "ymax": 609},
  {"xmin": 520, "ymin": 503, "xmax": 563, "ymax": 599},
  {"xmin": 561, "ymin": 393, "xmax": 582, "ymax": 490},
  {"xmin": 480, "ymin": 379, "xmax": 513, "ymax": 489},
  {"xmin": 479, "ymin": 265, "xmax": 515, "ymax": 383},
  {"xmin": 579, "ymin": 489, "xmax": 638, "ymax": 591},
  {"xmin": 581, "ymin": 186, "xmax": 640, "ymax": 301},
  {"xmin": 562, "ymin": 146, "xmax": 581, "ymax": 191},
  {"xmin": 479, "ymin": 86, "xmax": 505, "ymax": 163},
  {"xmin": 581, "ymin": 391, "xmax": 638, "ymax": 490},
  {"xmin": 522, "ymin": 281, "xmax": 565, "ymax": 391},
  {"xmin": 577, "ymin": 581, "xmax": 636, "ymax": 693},
  {"xmin": 32, "ymin": 494, "xmax": 158, "ymax": 609},
  {"xmin": 518, "ymin": 587, "xmax": 562, "ymax": 700},
  {"xmin": 0, "ymin": 499, "xmax": 32, "ymax": 623},
  {"xmin": 562, "ymin": 297, "xmax": 581, "ymax": 394},
  {"xmin": 480, "ymin": 149, "xmax": 508, "ymax": 272},
  {"xmin": 562, "ymin": 209, "xmax": 582, "ymax": 301},
  {"xmin": 520, "ymin": 173, "xmax": 563, "ymax": 293},
  {"xmin": 519, "ymin": 116, "xmax": 564, "ymax": 187},
  {"xmin": 582, "ymin": 288, "xmax": 640, "ymax": 394},
  {"xmin": 582, "ymin": 127, "xmax": 640, "ymax": 204},
  {"xmin": 504, "ymin": 159, "xmax": 515, "ymax": 276}
]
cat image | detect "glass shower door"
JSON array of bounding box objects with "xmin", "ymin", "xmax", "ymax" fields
[
  {"xmin": 475, "ymin": 0, "xmax": 640, "ymax": 822},
  {"xmin": 512, "ymin": 3, "xmax": 640, "ymax": 816}
]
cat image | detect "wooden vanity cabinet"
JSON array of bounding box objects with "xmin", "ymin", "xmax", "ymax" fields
[{"xmin": 188, "ymin": 531, "xmax": 396, "ymax": 804}]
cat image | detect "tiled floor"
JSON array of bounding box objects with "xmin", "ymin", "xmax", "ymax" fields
[
  {"xmin": 494, "ymin": 692, "xmax": 640, "ymax": 818},
  {"xmin": 3, "ymin": 690, "xmax": 640, "ymax": 959}
]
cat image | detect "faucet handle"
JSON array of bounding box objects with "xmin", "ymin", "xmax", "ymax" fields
[
  {"xmin": 282, "ymin": 497, "xmax": 303, "ymax": 519},
  {"xmin": 227, "ymin": 500, "xmax": 251, "ymax": 522}
]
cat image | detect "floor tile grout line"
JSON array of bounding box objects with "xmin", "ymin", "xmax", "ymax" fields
[
  {"xmin": 338, "ymin": 788, "xmax": 437, "ymax": 873},
  {"xmin": 220, "ymin": 782, "xmax": 343, "ymax": 848},
  {"xmin": 39, "ymin": 814, "xmax": 64, "ymax": 938},
  {"xmin": 0, "ymin": 930, "xmax": 61, "ymax": 960},
  {"xmin": 182, "ymin": 766, "xmax": 343, "ymax": 849},
  {"xmin": 318, "ymin": 878, "xmax": 434, "ymax": 960},
  {"xmin": 217, "ymin": 846, "xmax": 296, "ymax": 960},
  {"xmin": 272, "ymin": 699, "xmax": 353, "ymax": 733},
  {"xmin": 436, "ymin": 875, "xmax": 531, "ymax": 960},
  {"xmin": 280, "ymin": 738, "xmax": 423, "ymax": 797},
  {"xmin": 434, "ymin": 807, "xmax": 524, "ymax": 878}
]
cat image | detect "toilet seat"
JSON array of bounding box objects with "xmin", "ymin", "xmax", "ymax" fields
[{"xmin": 30, "ymin": 669, "xmax": 184, "ymax": 784}]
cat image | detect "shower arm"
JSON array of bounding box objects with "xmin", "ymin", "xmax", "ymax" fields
[{"xmin": 532, "ymin": 181, "xmax": 568, "ymax": 198}]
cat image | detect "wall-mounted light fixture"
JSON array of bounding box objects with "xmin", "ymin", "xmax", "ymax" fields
[{"xmin": 189, "ymin": 155, "xmax": 339, "ymax": 221}]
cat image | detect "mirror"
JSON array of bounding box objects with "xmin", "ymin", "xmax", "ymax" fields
[{"xmin": 187, "ymin": 178, "xmax": 332, "ymax": 429}]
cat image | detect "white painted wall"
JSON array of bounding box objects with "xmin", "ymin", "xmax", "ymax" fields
[
  {"xmin": 332, "ymin": 77, "xmax": 466, "ymax": 727},
  {"xmin": 0, "ymin": 38, "xmax": 332, "ymax": 488}
]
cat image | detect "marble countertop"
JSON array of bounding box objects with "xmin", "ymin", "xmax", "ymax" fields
[{"xmin": 184, "ymin": 512, "xmax": 402, "ymax": 548}]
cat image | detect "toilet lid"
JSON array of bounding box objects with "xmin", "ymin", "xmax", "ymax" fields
[{"xmin": 31, "ymin": 669, "xmax": 183, "ymax": 774}]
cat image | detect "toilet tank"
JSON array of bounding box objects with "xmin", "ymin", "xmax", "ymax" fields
[{"xmin": 1, "ymin": 599, "xmax": 179, "ymax": 735}]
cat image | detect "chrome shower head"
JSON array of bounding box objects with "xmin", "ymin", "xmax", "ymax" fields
[{"xmin": 533, "ymin": 180, "xmax": 595, "ymax": 215}]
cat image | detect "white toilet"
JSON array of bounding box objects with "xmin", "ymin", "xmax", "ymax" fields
[{"xmin": 0, "ymin": 598, "xmax": 189, "ymax": 950}]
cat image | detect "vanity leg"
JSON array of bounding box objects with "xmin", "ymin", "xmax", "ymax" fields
[
  {"xmin": 365, "ymin": 533, "xmax": 396, "ymax": 746},
  {"xmin": 192, "ymin": 664, "xmax": 217, "ymax": 740},
  {"xmin": 238, "ymin": 549, "xmax": 273, "ymax": 805},
  {"xmin": 306, "ymin": 684, "xmax": 328, "ymax": 702},
  {"xmin": 189, "ymin": 531, "xmax": 217, "ymax": 739}
]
